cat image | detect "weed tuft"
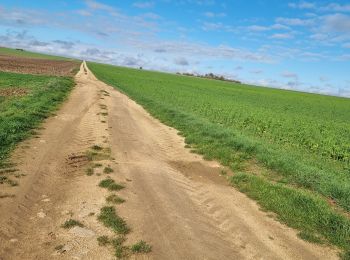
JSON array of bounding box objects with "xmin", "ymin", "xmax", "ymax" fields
[
  {"xmin": 91, "ymin": 145, "xmax": 103, "ymax": 151},
  {"xmin": 106, "ymin": 194, "xmax": 125, "ymax": 204},
  {"xmin": 61, "ymin": 219, "xmax": 84, "ymax": 229},
  {"xmin": 97, "ymin": 235, "xmax": 110, "ymax": 246},
  {"xmin": 131, "ymin": 240, "xmax": 152, "ymax": 254},
  {"xmin": 98, "ymin": 206, "xmax": 130, "ymax": 235},
  {"xmin": 104, "ymin": 166, "xmax": 114, "ymax": 174},
  {"xmin": 86, "ymin": 168, "xmax": 94, "ymax": 176},
  {"xmin": 99, "ymin": 178, "xmax": 125, "ymax": 191}
]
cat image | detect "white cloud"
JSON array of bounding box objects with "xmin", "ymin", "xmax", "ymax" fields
[
  {"xmin": 276, "ymin": 17, "xmax": 314, "ymax": 26},
  {"xmin": 288, "ymin": 1, "xmax": 316, "ymax": 10},
  {"xmin": 247, "ymin": 25, "xmax": 270, "ymax": 32},
  {"xmin": 281, "ymin": 71, "xmax": 298, "ymax": 79},
  {"xmin": 270, "ymin": 33, "xmax": 294, "ymax": 39},
  {"xmin": 76, "ymin": 9, "xmax": 92, "ymax": 16},
  {"xmin": 85, "ymin": 0, "xmax": 115, "ymax": 12},
  {"xmin": 250, "ymin": 69, "xmax": 263, "ymax": 74},
  {"xmin": 203, "ymin": 12, "xmax": 226, "ymax": 18},
  {"xmin": 133, "ymin": 1, "xmax": 154, "ymax": 9},
  {"xmin": 322, "ymin": 13, "xmax": 350, "ymax": 33},
  {"xmin": 319, "ymin": 3, "xmax": 350, "ymax": 13},
  {"xmin": 174, "ymin": 57, "xmax": 189, "ymax": 66},
  {"xmin": 319, "ymin": 76, "xmax": 329, "ymax": 82},
  {"xmin": 288, "ymin": 2, "xmax": 350, "ymax": 13}
]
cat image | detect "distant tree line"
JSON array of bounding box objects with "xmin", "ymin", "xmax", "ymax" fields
[{"xmin": 177, "ymin": 72, "xmax": 241, "ymax": 84}]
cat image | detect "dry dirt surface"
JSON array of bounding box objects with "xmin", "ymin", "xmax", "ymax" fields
[
  {"xmin": 0, "ymin": 63, "xmax": 339, "ymax": 260},
  {"xmin": 0, "ymin": 55, "xmax": 79, "ymax": 76}
]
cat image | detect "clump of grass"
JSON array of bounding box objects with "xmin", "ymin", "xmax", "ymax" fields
[
  {"xmin": 99, "ymin": 178, "xmax": 125, "ymax": 191},
  {"xmin": 220, "ymin": 169, "xmax": 227, "ymax": 176},
  {"xmin": 101, "ymin": 112, "xmax": 108, "ymax": 116},
  {"xmin": 61, "ymin": 219, "xmax": 84, "ymax": 229},
  {"xmin": 54, "ymin": 244, "xmax": 64, "ymax": 251},
  {"xmin": 298, "ymin": 231, "xmax": 324, "ymax": 244},
  {"xmin": 97, "ymin": 235, "xmax": 110, "ymax": 246},
  {"xmin": 0, "ymin": 176, "xmax": 8, "ymax": 184},
  {"xmin": 86, "ymin": 168, "xmax": 94, "ymax": 176},
  {"xmin": 111, "ymin": 236, "xmax": 129, "ymax": 258},
  {"xmin": 99, "ymin": 178, "xmax": 114, "ymax": 188},
  {"xmin": 104, "ymin": 166, "xmax": 114, "ymax": 174},
  {"xmin": 91, "ymin": 145, "xmax": 103, "ymax": 151},
  {"xmin": 6, "ymin": 179, "xmax": 18, "ymax": 187},
  {"xmin": 94, "ymin": 163, "xmax": 103, "ymax": 168},
  {"xmin": 98, "ymin": 206, "xmax": 130, "ymax": 235},
  {"xmin": 131, "ymin": 240, "xmax": 152, "ymax": 254},
  {"xmin": 109, "ymin": 183, "xmax": 125, "ymax": 191},
  {"xmin": 106, "ymin": 194, "xmax": 125, "ymax": 204},
  {"xmin": 86, "ymin": 148, "xmax": 110, "ymax": 161}
]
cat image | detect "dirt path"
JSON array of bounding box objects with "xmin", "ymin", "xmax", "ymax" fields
[{"xmin": 0, "ymin": 63, "xmax": 338, "ymax": 259}]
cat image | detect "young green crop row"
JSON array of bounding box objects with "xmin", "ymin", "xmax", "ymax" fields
[{"xmin": 88, "ymin": 62, "xmax": 350, "ymax": 258}]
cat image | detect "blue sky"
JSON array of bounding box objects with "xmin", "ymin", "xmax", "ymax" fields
[{"xmin": 0, "ymin": 0, "xmax": 349, "ymax": 97}]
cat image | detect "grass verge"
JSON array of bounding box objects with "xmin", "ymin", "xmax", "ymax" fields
[
  {"xmin": 0, "ymin": 71, "xmax": 74, "ymax": 171},
  {"xmin": 231, "ymin": 173, "xmax": 350, "ymax": 257}
]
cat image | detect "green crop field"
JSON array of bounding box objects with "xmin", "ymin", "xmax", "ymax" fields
[
  {"xmin": 88, "ymin": 62, "xmax": 350, "ymax": 258},
  {"xmin": 0, "ymin": 47, "xmax": 75, "ymax": 61},
  {"xmin": 0, "ymin": 71, "xmax": 74, "ymax": 170}
]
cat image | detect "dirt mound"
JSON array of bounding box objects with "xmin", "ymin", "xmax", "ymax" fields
[{"xmin": 0, "ymin": 55, "xmax": 79, "ymax": 76}]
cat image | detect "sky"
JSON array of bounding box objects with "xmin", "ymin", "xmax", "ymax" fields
[{"xmin": 0, "ymin": 0, "xmax": 349, "ymax": 97}]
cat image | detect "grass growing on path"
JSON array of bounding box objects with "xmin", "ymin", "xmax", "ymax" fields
[
  {"xmin": 88, "ymin": 62, "xmax": 350, "ymax": 257},
  {"xmin": 98, "ymin": 206, "xmax": 130, "ymax": 235},
  {"xmin": 0, "ymin": 71, "xmax": 74, "ymax": 168},
  {"xmin": 61, "ymin": 219, "xmax": 84, "ymax": 229}
]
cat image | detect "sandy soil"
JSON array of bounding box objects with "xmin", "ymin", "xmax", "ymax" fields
[
  {"xmin": 0, "ymin": 55, "xmax": 79, "ymax": 76},
  {"xmin": 0, "ymin": 63, "xmax": 339, "ymax": 259}
]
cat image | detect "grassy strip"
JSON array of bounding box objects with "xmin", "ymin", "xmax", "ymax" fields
[
  {"xmin": 231, "ymin": 173, "xmax": 350, "ymax": 257},
  {"xmin": 0, "ymin": 71, "xmax": 74, "ymax": 167},
  {"xmin": 88, "ymin": 62, "xmax": 350, "ymax": 256}
]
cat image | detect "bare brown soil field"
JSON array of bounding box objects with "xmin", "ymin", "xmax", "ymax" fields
[
  {"xmin": 0, "ymin": 63, "xmax": 339, "ymax": 259},
  {"xmin": 0, "ymin": 55, "xmax": 79, "ymax": 76}
]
